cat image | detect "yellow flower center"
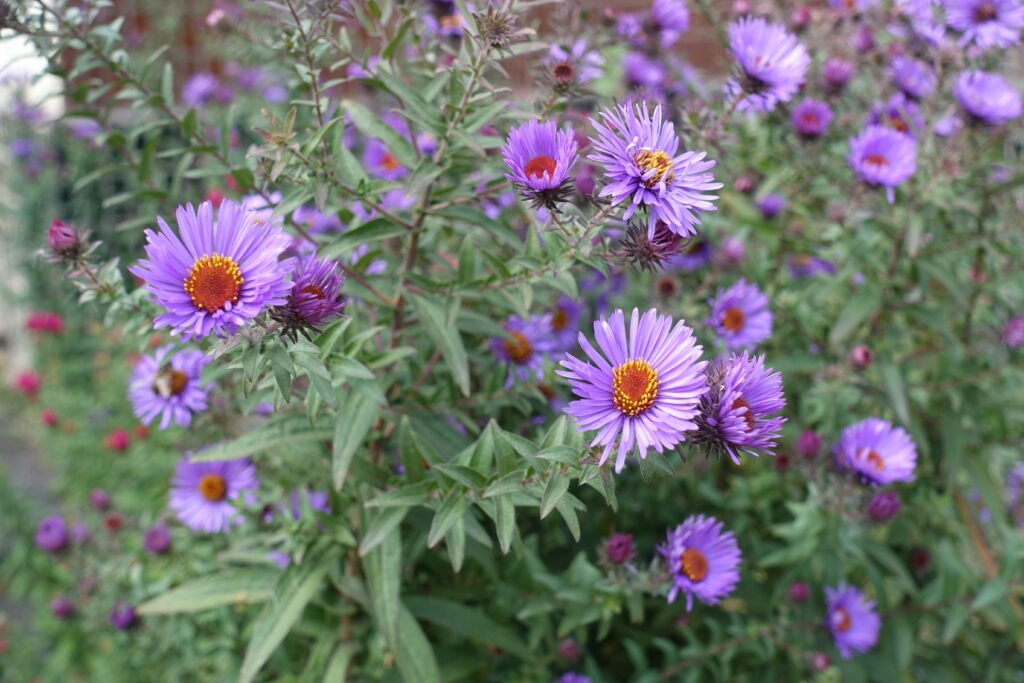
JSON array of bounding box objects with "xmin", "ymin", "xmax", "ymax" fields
[
  {"xmin": 634, "ymin": 150, "xmax": 674, "ymax": 187},
  {"xmin": 153, "ymin": 368, "xmax": 189, "ymax": 398},
  {"xmin": 680, "ymin": 547, "xmax": 709, "ymax": 582},
  {"xmin": 198, "ymin": 474, "xmax": 227, "ymax": 502},
  {"xmin": 612, "ymin": 359, "xmax": 659, "ymax": 417},
  {"xmin": 184, "ymin": 254, "xmax": 243, "ymax": 312}
]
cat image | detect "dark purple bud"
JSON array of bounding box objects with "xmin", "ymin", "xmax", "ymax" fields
[
  {"xmin": 791, "ymin": 5, "xmax": 812, "ymax": 31},
  {"xmin": 51, "ymin": 595, "xmax": 75, "ymax": 619},
  {"xmin": 35, "ymin": 515, "xmax": 68, "ymax": 553},
  {"xmin": 603, "ymin": 533, "xmax": 636, "ymax": 565},
  {"xmin": 788, "ymin": 581, "xmax": 810, "ymax": 602},
  {"xmin": 46, "ymin": 219, "xmax": 82, "ymax": 260},
  {"xmin": 823, "ymin": 58, "xmax": 855, "ymax": 94},
  {"xmin": 109, "ymin": 602, "xmax": 138, "ymax": 631},
  {"xmin": 89, "ymin": 489, "xmax": 111, "ymax": 511},
  {"xmin": 756, "ymin": 194, "xmax": 786, "ymax": 220},
  {"xmin": 868, "ymin": 491, "xmax": 901, "ymax": 521},
  {"xmin": 720, "ymin": 236, "xmax": 745, "ymax": 265},
  {"xmin": 796, "ymin": 430, "xmax": 822, "ymax": 459},
  {"xmin": 143, "ymin": 524, "xmax": 172, "ymax": 555},
  {"xmin": 851, "ymin": 26, "xmax": 875, "ymax": 53},
  {"xmin": 734, "ymin": 173, "xmax": 757, "ymax": 194},
  {"xmin": 103, "ymin": 512, "xmax": 124, "ymax": 533},
  {"xmin": 850, "ymin": 345, "xmax": 873, "ymax": 369},
  {"xmin": 557, "ymin": 638, "xmax": 582, "ymax": 661},
  {"xmin": 909, "ymin": 547, "xmax": 931, "ymax": 576}
]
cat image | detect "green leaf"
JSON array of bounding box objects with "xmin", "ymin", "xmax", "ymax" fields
[
  {"xmin": 137, "ymin": 568, "xmax": 278, "ymax": 615},
  {"xmin": 323, "ymin": 643, "xmax": 357, "ymax": 682},
  {"xmin": 394, "ymin": 606, "xmax": 441, "ymax": 683},
  {"xmin": 320, "ymin": 217, "xmax": 406, "ymax": 259},
  {"xmin": 191, "ymin": 416, "xmax": 331, "ymax": 462},
  {"xmin": 365, "ymin": 522, "xmax": 402, "ymax": 648},
  {"xmin": 160, "ymin": 62, "xmax": 174, "ymax": 106},
  {"xmin": 829, "ymin": 287, "xmax": 881, "ymax": 347},
  {"xmin": 409, "ymin": 294, "xmax": 471, "ymax": 396},
  {"xmin": 239, "ymin": 545, "xmax": 337, "ymax": 683},
  {"xmin": 405, "ymin": 596, "xmax": 531, "ymax": 660},
  {"xmin": 495, "ymin": 496, "xmax": 515, "ymax": 554},
  {"xmin": 359, "ymin": 507, "xmax": 409, "ymax": 556},
  {"xmin": 427, "ymin": 493, "xmax": 469, "ymax": 548},
  {"xmin": 540, "ymin": 474, "xmax": 570, "ymax": 519},
  {"xmin": 343, "ymin": 98, "xmax": 417, "ymax": 169},
  {"xmin": 366, "ymin": 480, "xmax": 433, "ymax": 508},
  {"xmin": 333, "ymin": 389, "xmax": 381, "ymax": 491},
  {"xmin": 880, "ymin": 363, "xmax": 911, "ymax": 425},
  {"xmin": 970, "ymin": 579, "xmax": 1007, "ymax": 611}
]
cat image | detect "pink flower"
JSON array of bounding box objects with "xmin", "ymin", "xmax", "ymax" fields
[
  {"xmin": 15, "ymin": 371, "xmax": 41, "ymax": 398},
  {"xmin": 26, "ymin": 311, "xmax": 65, "ymax": 335},
  {"xmin": 40, "ymin": 409, "xmax": 58, "ymax": 428}
]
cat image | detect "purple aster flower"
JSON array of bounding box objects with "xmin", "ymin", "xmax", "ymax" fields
[
  {"xmin": 651, "ymin": 0, "xmax": 691, "ymax": 47},
  {"xmin": 791, "ymin": 99, "xmax": 833, "ymax": 139},
  {"xmin": 492, "ymin": 314, "xmax": 557, "ymax": 387},
  {"xmin": 670, "ymin": 239, "xmax": 714, "ymax": 271},
  {"xmin": 51, "ymin": 596, "xmax": 75, "ymax": 620},
  {"xmin": 851, "ymin": 24, "xmax": 877, "ymax": 51},
  {"xmin": 603, "ymin": 532, "xmax": 636, "ymax": 565},
  {"xmin": 895, "ymin": 0, "xmax": 949, "ymax": 44},
  {"xmin": 35, "ymin": 515, "xmax": 68, "ymax": 552},
  {"xmin": 726, "ymin": 17, "xmax": 811, "ymax": 112},
  {"xmin": 169, "ymin": 453, "xmax": 259, "ymax": 533},
  {"xmin": 706, "ymin": 279, "xmax": 773, "ymax": 351},
  {"xmin": 868, "ymin": 491, "xmax": 902, "ymax": 520},
  {"xmin": 825, "ymin": 585, "xmax": 880, "ymax": 658},
  {"xmin": 555, "ymin": 674, "xmax": 590, "ymax": 683},
  {"xmin": 364, "ymin": 138, "xmax": 407, "ymax": 180},
  {"xmin": 143, "ymin": 524, "xmax": 172, "ymax": 554},
  {"xmin": 1008, "ymin": 462, "xmax": 1024, "ymax": 526},
  {"xmin": 1003, "ymin": 315, "xmax": 1024, "ymax": 347},
  {"xmin": 868, "ymin": 93, "xmax": 925, "ymax": 137},
  {"xmin": 271, "ymin": 256, "xmax": 346, "ymax": 339},
  {"xmin": 288, "ymin": 489, "xmax": 331, "ymax": 519},
  {"xmin": 558, "ymin": 308, "xmax": 707, "ymax": 473},
  {"xmin": 834, "ymin": 417, "xmax": 918, "ymax": 485},
  {"xmin": 546, "ymin": 40, "xmax": 604, "ymax": 87},
  {"xmin": 954, "ymin": 70, "xmax": 1022, "ymax": 125},
  {"xmin": 130, "ymin": 200, "xmax": 293, "ymax": 340},
  {"xmin": 789, "ymin": 254, "xmax": 836, "ymax": 278},
  {"xmin": 848, "ymin": 125, "xmax": 917, "ymax": 203},
  {"xmin": 756, "ymin": 194, "xmax": 786, "ymax": 219},
  {"xmin": 551, "ymin": 296, "xmax": 584, "ymax": 351},
  {"xmin": 66, "ymin": 117, "xmax": 102, "ymax": 143},
  {"xmin": 128, "ymin": 346, "xmax": 213, "ymax": 429},
  {"xmin": 890, "ymin": 56, "xmax": 936, "ymax": 100},
  {"xmin": 946, "ymin": 0, "xmax": 1024, "ymax": 49},
  {"xmin": 659, "ymin": 515, "xmax": 741, "ymax": 610},
  {"xmin": 9, "ymin": 137, "xmax": 34, "ymax": 159},
  {"xmin": 109, "ymin": 602, "xmax": 138, "ymax": 631},
  {"xmin": 624, "ymin": 51, "xmax": 667, "ymax": 91},
  {"xmin": 182, "ymin": 72, "xmax": 220, "ymax": 107},
  {"xmin": 293, "ymin": 206, "xmax": 343, "ymax": 233},
  {"xmin": 616, "ymin": 12, "xmax": 643, "ymax": 42},
  {"xmin": 830, "ymin": 0, "xmax": 878, "ymax": 12},
  {"xmin": 589, "ymin": 102, "xmax": 721, "ymax": 238},
  {"xmin": 693, "ymin": 352, "xmax": 786, "ymax": 463},
  {"xmin": 822, "ymin": 58, "xmax": 855, "ymax": 93},
  {"xmin": 502, "ymin": 119, "xmax": 579, "ymax": 211}
]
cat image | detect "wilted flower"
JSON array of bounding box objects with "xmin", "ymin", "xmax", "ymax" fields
[
  {"xmin": 502, "ymin": 119, "xmax": 579, "ymax": 211},
  {"xmin": 706, "ymin": 279, "xmax": 773, "ymax": 350},
  {"xmin": 945, "ymin": 0, "xmax": 1023, "ymax": 49},
  {"xmin": 559, "ymin": 308, "xmax": 707, "ymax": 473},
  {"xmin": 953, "ymin": 70, "xmax": 1022, "ymax": 125},
  {"xmin": 492, "ymin": 315, "xmax": 557, "ymax": 387},
  {"xmin": 588, "ymin": 102, "xmax": 721, "ymax": 238},
  {"xmin": 131, "ymin": 200, "xmax": 293, "ymax": 340},
  {"xmin": 791, "ymin": 99, "xmax": 833, "ymax": 138},
  {"xmin": 693, "ymin": 353, "xmax": 786, "ymax": 463},
  {"xmin": 868, "ymin": 491, "xmax": 901, "ymax": 520},
  {"xmin": 848, "ymin": 125, "xmax": 917, "ymax": 203},
  {"xmin": 128, "ymin": 346, "xmax": 213, "ymax": 429},
  {"xmin": 890, "ymin": 56, "xmax": 936, "ymax": 100},
  {"xmin": 169, "ymin": 453, "xmax": 259, "ymax": 533},
  {"xmin": 825, "ymin": 585, "xmax": 880, "ymax": 658},
  {"xmin": 834, "ymin": 417, "xmax": 917, "ymax": 485},
  {"xmin": 659, "ymin": 515, "xmax": 742, "ymax": 610},
  {"xmin": 726, "ymin": 17, "xmax": 811, "ymax": 112},
  {"xmin": 35, "ymin": 515, "xmax": 68, "ymax": 552},
  {"xmin": 619, "ymin": 222, "xmax": 686, "ymax": 271},
  {"xmin": 603, "ymin": 532, "xmax": 636, "ymax": 564},
  {"xmin": 271, "ymin": 256, "xmax": 346, "ymax": 340}
]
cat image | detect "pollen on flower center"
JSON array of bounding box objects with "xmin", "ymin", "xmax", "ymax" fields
[
  {"xmin": 612, "ymin": 359, "xmax": 660, "ymax": 417},
  {"xmin": 184, "ymin": 254, "xmax": 244, "ymax": 312},
  {"xmin": 153, "ymin": 368, "xmax": 189, "ymax": 398},
  {"xmin": 634, "ymin": 150, "xmax": 675, "ymax": 187},
  {"xmin": 198, "ymin": 474, "xmax": 227, "ymax": 502},
  {"xmin": 502, "ymin": 332, "xmax": 533, "ymax": 364},
  {"xmin": 864, "ymin": 153, "xmax": 889, "ymax": 167},
  {"xmin": 833, "ymin": 607, "xmax": 853, "ymax": 632},
  {"xmin": 865, "ymin": 449, "xmax": 885, "ymax": 472},
  {"xmin": 524, "ymin": 155, "xmax": 558, "ymax": 180},
  {"xmin": 680, "ymin": 547, "xmax": 709, "ymax": 582},
  {"xmin": 973, "ymin": 2, "xmax": 997, "ymax": 21},
  {"xmin": 731, "ymin": 397, "xmax": 756, "ymax": 430},
  {"xmin": 722, "ymin": 307, "xmax": 746, "ymax": 333}
]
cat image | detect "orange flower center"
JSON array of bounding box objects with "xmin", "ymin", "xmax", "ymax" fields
[
  {"xmin": 800, "ymin": 112, "xmax": 820, "ymax": 126},
  {"xmin": 551, "ymin": 307, "xmax": 568, "ymax": 331},
  {"xmin": 974, "ymin": 2, "xmax": 997, "ymax": 21},
  {"xmin": 298, "ymin": 284, "xmax": 326, "ymax": 299},
  {"xmin": 380, "ymin": 152, "xmax": 401, "ymax": 172},
  {"xmin": 865, "ymin": 449, "xmax": 885, "ymax": 472},
  {"xmin": 792, "ymin": 254, "xmax": 811, "ymax": 268},
  {"xmin": 612, "ymin": 359, "xmax": 659, "ymax": 417},
  {"xmin": 864, "ymin": 153, "xmax": 889, "ymax": 168},
  {"xmin": 888, "ymin": 115, "xmax": 909, "ymax": 133},
  {"xmin": 198, "ymin": 474, "xmax": 227, "ymax": 502},
  {"xmin": 722, "ymin": 307, "xmax": 746, "ymax": 333},
  {"xmin": 502, "ymin": 332, "xmax": 533, "ymax": 364},
  {"xmin": 833, "ymin": 607, "xmax": 852, "ymax": 632},
  {"xmin": 731, "ymin": 397, "xmax": 755, "ymax": 430},
  {"xmin": 153, "ymin": 368, "xmax": 189, "ymax": 398},
  {"xmin": 524, "ymin": 155, "xmax": 558, "ymax": 180},
  {"xmin": 440, "ymin": 14, "xmax": 464, "ymax": 30},
  {"xmin": 680, "ymin": 547, "xmax": 709, "ymax": 582},
  {"xmin": 634, "ymin": 150, "xmax": 674, "ymax": 187},
  {"xmin": 184, "ymin": 254, "xmax": 243, "ymax": 312}
]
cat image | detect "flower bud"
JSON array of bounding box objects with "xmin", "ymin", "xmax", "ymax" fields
[{"xmin": 47, "ymin": 219, "xmax": 83, "ymax": 260}]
